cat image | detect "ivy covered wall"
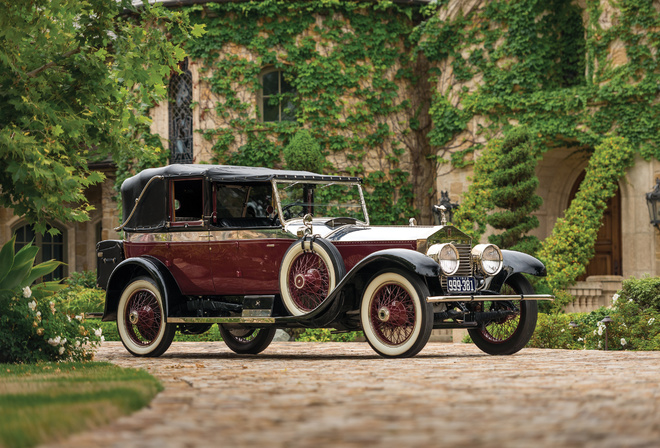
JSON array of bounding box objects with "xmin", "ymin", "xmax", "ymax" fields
[{"xmin": 175, "ymin": 1, "xmax": 437, "ymax": 225}]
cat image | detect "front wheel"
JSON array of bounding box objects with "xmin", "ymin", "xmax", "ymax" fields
[
  {"xmin": 360, "ymin": 270, "xmax": 433, "ymax": 358},
  {"xmin": 468, "ymin": 274, "xmax": 538, "ymax": 355},
  {"xmin": 218, "ymin": 326, "xmax": 277, "ymax": 355},
  {"xmin": 117, "ymin": 276, "xmax": 175, "ymax": 357}
]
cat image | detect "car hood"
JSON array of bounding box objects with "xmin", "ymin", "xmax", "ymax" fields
[{"xmin": 285, "ymin": 220, "xmax": 471, "ymax": 246}]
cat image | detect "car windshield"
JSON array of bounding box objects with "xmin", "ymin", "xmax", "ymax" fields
[{"xmin": 274, "ymin": 181, "xmax": 368, "ymax": 224}]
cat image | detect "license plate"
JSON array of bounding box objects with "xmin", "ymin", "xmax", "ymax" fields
[{"xmin": 447, "ymin": 276, "xmax": 476, "ymax": 293}]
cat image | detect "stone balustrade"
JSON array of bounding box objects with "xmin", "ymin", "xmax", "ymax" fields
[{"xmin": 565, "ymin": 275, "xmax": 623, "ymax": 313}]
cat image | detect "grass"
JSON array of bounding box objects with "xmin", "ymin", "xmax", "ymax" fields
[{"xmin": 0, "ymin": 362, "xmax": 162, "ymax": 448}]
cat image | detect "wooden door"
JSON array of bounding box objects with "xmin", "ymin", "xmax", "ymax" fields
[{"xmin": 568, "ymin": 172, "xmax": 622, "ymax": 278}]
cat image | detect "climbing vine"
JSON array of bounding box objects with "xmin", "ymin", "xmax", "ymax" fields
[
  {"xmin": 415, "ymin": 0, "xmax": 660, "ymax": 287},
  {"xmin": 179, "ymin": 1, "xmax": 430, "ymax": 224},
  {"xmin": 539, "ymin": 136, "xmax": 635, "ymax": 296}
]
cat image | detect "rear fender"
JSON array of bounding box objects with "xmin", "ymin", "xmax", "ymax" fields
[{"xmin": 102, "ymin": 256, "xmax": 182, "ymax": 322}]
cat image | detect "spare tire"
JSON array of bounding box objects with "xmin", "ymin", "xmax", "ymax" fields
[{"xmin": 279, "ymin": 237, "xmax": 346, "ymax": 316}]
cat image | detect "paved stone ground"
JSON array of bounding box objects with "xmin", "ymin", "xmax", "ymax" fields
[{"xmin": 43, "ymin": 342, "xmax": 660, "ymax": 448}]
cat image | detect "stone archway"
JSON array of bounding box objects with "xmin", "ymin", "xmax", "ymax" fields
[{"xmin": 568, "ymin": 171, "xmax": 623, "ymax": 278}]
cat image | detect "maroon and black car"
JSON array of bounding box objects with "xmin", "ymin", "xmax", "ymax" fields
[{"xmin": 97, "ymin": 164, "xmax": 552, "ymax": 358}]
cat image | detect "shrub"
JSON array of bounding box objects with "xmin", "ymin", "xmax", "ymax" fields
[
  {"xmin": 296, "ymin": 328, "xmax": 363, "ymax": 342},
  {"xmin": 527, "ymin": 312, "xmax": 578, "ymax": 349},
  {"xmin": 0, "ymin": 237, "xmax": 102, "ymax": 363},
  {"xmin": 283, "ymin": 129, "xmax": 324, "ymax": 173},
  {"xmin": 621, "ymin": 276, "xmax": 660, "ymax": 313}
]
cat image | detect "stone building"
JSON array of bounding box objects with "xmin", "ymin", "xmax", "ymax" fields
[{"xmin": 2, "ymin": 0, "xmax": 659, "ymax": 312}]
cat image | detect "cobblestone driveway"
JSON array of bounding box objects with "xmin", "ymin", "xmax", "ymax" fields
[{"xmin": 45, "ymin": 342, "xmax": 660, "ymax": 448}]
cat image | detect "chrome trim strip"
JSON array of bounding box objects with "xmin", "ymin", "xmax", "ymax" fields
[
  {"xmin": 427, "ymin": 294, "xmax": 554, "ymax": 303},
  {"xmin": 168, "ymin": 317, "xmax": 277, "ymax": 324}
]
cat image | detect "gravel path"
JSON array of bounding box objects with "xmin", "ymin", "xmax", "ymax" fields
[{"xmin": 42, "ymin": 341, "xmax": 660, "ymax": 448}]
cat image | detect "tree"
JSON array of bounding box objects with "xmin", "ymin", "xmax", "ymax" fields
[
  {"xmin": 453, "ymin": 126, "xmax": 542, "ymax": 255},
  {"xmin": 0, "ymin": 0, "xmax": 203, "ymax": 234},
  {"xmin": 283, "ymin": 129, "xmax": 324, "ymax": 173},
  {"xmin": 486, "ymin": 127, "xmax": 542, "ymax": 254}
]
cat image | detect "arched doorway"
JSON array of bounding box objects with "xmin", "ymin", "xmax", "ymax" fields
[{"xmin": 568, "ymin": 172, "xmax": 622, "ymax": 278}]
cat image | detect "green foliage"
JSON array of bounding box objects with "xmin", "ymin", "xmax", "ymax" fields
[
  {"xmin": 0, "ymin": 238, "xmax": 102, "ymax": 363},
  {"xmin": 486, "ymin": 127, "xmax": 542, "ymax": 254},
  {"xmin": 184, "ymin": 1, "xmax": 421, "ymax": 224},
  {"xmin": 529, "ymin": 278, "xmax": 660, "ymax": 351},
  {"xmin": 0, "ymin": 0, "xmax": 198, "ymax": 233},
  {"xmin": 284, "ymin": 129, "xmax": 324, "ymax": 173},
  {"xmin": 64, "ymin": 270, "xmax": 98, "ymax": 290},
  {"xmin": 296, "ymin": 328, "xmax": 363, "ymax": 342},
  {"xmin": 452, "ymin": 125, "xmax": 542, "ymax": 252},
  {"xmin": 539, "ymin": 136, "xmax": 635, "ymax": 291},
  {"xmin": 0, "ymin": 362, "xmax": 161, "ymax": 448},
  {"xmin": 620, "ymin": 276, "xmax": 660, "ymax": 313}
]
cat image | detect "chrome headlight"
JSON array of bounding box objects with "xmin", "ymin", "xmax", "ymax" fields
[
  {"xmin": 427, "ymin": 243, "xmax": 460, "ymax": 276},
  {"xmin": 472, "ymin": 244, "xmax": 503, "ymax": 275}
]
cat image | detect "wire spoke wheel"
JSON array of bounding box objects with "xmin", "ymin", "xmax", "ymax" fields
[
  {"xmin": 468, "ymin": 274, "xmax": 538, "ymax": 356},
  {"xmin": 219, "ymin": 325, "xmax": 277, "ymax": 355},
  {"xmin": 288, "ymin": 252, "xmax": 331, "ymax": 312},
  {"xmin": 117, "ymin": 277, "xmax": 175, "ymax": 357},
  {"xmin": 360, "ymin": 270, "xmax": 433, "ymax": 358},
  {"xmin": 279, "ymin": 238, "xmax": 345, "ymax": 316}
]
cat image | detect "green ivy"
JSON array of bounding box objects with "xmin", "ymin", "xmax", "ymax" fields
[
  {"xmin": 539, "ymin": 136, "xmax": 635, "ymax": 294},
  {"xmin": 180, "ymin": 1, "xmax": 425, "ymax": 224}
]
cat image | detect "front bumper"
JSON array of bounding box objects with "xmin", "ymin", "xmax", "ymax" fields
[{"xmin": 427, "ymin": 294, "xmax": 554, "ymax": 303}]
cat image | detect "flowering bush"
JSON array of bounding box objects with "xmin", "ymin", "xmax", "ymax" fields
[
  {"xmin": 0, "ymin": 237, "xmax": 102, "ymax": 363},
  {"xmin": 529, "ymin": 290, "xmax": 660, "ymax": 351}
]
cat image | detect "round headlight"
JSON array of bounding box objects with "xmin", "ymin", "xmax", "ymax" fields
[
  {"xmin": 427, "ymin": 243, "xmax": 460, "ymax": 275},
  {"xmin": 472, "ymin": 244, "xmax": 503, "ymax": 275}
]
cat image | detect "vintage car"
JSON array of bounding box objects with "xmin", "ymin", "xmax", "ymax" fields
[{"xmin": 97, "ymin": 164, "xmax": 552, "ymax": 358}]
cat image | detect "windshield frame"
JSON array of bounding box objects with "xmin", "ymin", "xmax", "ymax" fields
[{"xmin": 271, "ymin": 179, "xmax": 370, "ymax": 226}]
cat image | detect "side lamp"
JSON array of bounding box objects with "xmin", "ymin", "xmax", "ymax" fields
[{"xmin": 645, "ymin": 178, "xmax": 660, "ymax": 230}]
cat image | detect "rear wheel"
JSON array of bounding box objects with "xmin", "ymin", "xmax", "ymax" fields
[
  {"xmin": 360, "ymin": 270, "xmax": 433, "ymax": 358},
  {"xmin": 468, "ymin": 274, "xmax": 538, "ymax": 355},
  {"xmin": 219, "ymin": 326, "xmax": 277, "ymax": 355},
  {"xmin": 117, "ymin": 276, "xmax": 175, "ymax": 357}
]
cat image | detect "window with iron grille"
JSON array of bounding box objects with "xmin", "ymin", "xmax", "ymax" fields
[
  {"xmin": 260, "ymin": 68, "xmax": 296, "ymax": 122},
  {"xmin": 13, "ymin": 223, "xmax": 67, "ymax": 282},
  {"xmin": 169, "ymin": 58, "xmax": 193, "ymax": 164}
]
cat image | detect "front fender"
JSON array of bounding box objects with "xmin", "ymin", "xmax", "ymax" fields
[
  {"xmin": 487, "ymin": 250, "xmax": 547, "ymax": 292},
  {"xmin": 102, "ymin": 256, "xmax": 181, "ymax": 322}
]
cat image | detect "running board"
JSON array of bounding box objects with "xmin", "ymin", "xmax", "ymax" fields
[
  {"xmin": 427, "ymin": 294, "xmax": 554, "ymax": 303},
  {"xmin": 168, "ymin": 317, "xmax": 276, "ymax": 324}
]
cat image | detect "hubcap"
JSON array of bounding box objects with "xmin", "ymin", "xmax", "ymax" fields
[
  {"xmin": 378, "ymin": 307, "xmax": 390, "ymax": 322},
  {"xmin": 129, "ymin": 310, "xmax": 139, "ymax": 325}
]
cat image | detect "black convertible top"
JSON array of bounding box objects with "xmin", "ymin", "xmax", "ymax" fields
[{"xmin": 119, "ymin": 164, "xmax": 362, "ymax": 232}]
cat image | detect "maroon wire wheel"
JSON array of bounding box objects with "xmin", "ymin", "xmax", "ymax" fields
[
  {"xmin": 117, "ymin": 277, "xmax": 175, "ymax": 357},
  {"xmin": 360, "ymin": 270, "xmax": 433, "ymax": 358},
  {"xmin": 279, "ymin": 238, "xmax": 345, "ymax": 316}
]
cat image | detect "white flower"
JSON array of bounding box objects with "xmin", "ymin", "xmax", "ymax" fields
[
  {"xmin": 612, "ymin": 293, "xmax": 619, "ymax": 304},
  {"xmin": 36, "ymin": 311, "xmax": 41, "ymax": 318},
  {"xmin": 578, "ymin": 337, "xmax": 584, "ymax": 342},
  {"xmin": 28, "ymin": 300, "xmax": 37, "ymax": 311},
  {"xmin": 67, "ymin": 315, "xmax": 71, "ymax": 322},
  {"xmin": 597, "ymin": 325, "xmax": 604, "ymax": 336},
  {"xmin": 629, "ymin": 299, "xmax": 634, "ymax": 303},
  {"xmin": 75, "ymin": 340, "xmax": 81, "ymax": 347},
  {"xmin": 561, "ymin": 329, "xmax": 565, "ymax": 333},
  {"xmin": 620, "ymin": 323, "xmax": 627, "ymax": 328},
  {"xmin": 621, "ymin": 338, "xmax": 627, "ymax": 346},
  {"xmin": 75, "ymin": 315, "xmax": 83, "ymax": 321},
  {"xmin": 648, "ymin": 318, "xmax": 656, "ymax": 326},
  {"xmin": 94, "ymin": 328, "xmax": 103, "ymax": 337},
  {"xmin": 61, "ymin": 338, "xmax": 67, "ymax": 346},
  {"xmin": 593, "ymin": 329, "xmax": 597, "ymax": 335},
  {"xmin": 100, "ymin": 336, "xmax": 105, "ymax": 342},
  {"xmin": 23, "ymin": 286, "xmax": 32, "ymax": 299},
  {"xmin": 598, "ymin": 341, "xmax": 602, "ymax": 348},
  {"xmin": 58, "ymin": 346, "xmax": 65, "ymax": 355},
  {"xmin": 47, "ymin": 336, "xmax": 61, "ymax": 346}
]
